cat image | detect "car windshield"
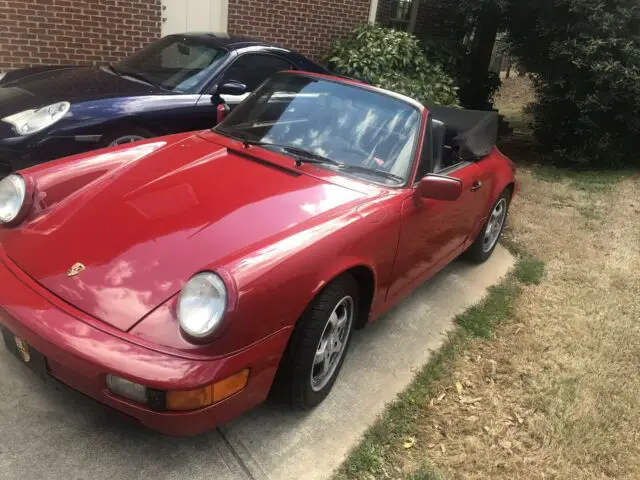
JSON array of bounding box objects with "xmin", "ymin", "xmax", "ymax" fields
[
  {"xmin": 114, "ymin": 35, "xmax": 228, "ymax": 93},
  {"xmin": 215, "ymin": 74, "xmax": 422, "ymax": 185}
]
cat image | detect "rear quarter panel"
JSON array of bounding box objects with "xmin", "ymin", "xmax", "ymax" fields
[{"xmin": 470, "ymin": 147, "xmax": 517, "ymax": 235}]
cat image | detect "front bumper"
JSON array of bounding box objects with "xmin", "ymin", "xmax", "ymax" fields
[
  {"xmin": 0, "ymin": 146, "xmax": 29, "ymax": 176},
  {"xmin": 0, "ymin": 132, "xmax": 103, "ymax": 175},
  {"xmin": 0, "ymin": 253, "xmax": 290, "ymax": 436}
]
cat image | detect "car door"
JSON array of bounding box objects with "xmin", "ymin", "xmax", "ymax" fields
[
  {"xmin": 131, "ymin": 37, "xmax": 229, "ymax": 135},
  {"xmin": 215, "ymin": 52, "xmax": 296, "ymax": 109},
  {"xmin": 388, "ymin": 121, "xmax": 490, "ymax": 299},
  {"xmin": 191, "ymin": 52, "xmax": 296, "ymax": 129}
]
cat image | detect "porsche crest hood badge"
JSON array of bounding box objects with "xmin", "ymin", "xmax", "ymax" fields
[{"xmin": 67, "ymin": 262, "xmax": 86, "ymax": 277}]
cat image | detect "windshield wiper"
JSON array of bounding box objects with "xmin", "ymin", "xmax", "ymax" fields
[
  {"xmin": 279, "ymin": 146, "xmax": 341, "ymax": 166},
  {"xmin": 108, "ymin": 65, "xmax": 158, "ymax": 88},
  {"xmin": 224, "ymin": 132, "xmax": 340, "ymax": 166},
  {"xmin": 121, "ymin": 71, "xmax": 157, "ymax": 88},
  {"xmin": 101, "ymin": 64, "xmax": 118, "ymax": 76},
  {"xmin": 336, "ymin": 164, "xmax": 404, "ymax": 184},
  {"xmin": 220, "ymin": 132, "xmax": 404, "ymax": 182}
]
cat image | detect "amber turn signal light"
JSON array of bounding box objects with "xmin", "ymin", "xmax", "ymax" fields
[{"xmin": 166, "ymin": 369, "xmax": 250, "ymax": 411}]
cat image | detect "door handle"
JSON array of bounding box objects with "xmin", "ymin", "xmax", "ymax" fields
[{"xmin": 470, "ymin": 180, "xmax": 483, "ymax": 192}]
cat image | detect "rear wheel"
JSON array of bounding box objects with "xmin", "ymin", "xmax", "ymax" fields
[
  {"xmin": 462, "ymin": 189, "xmax": 511, "ymax": 263},
  {"xmin": 273, "ymin": 274, "xmax": 358, "ymax": 409}
]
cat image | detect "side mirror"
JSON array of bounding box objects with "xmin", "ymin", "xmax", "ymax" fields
[
  {"xmin": 217, "ymin": 80, "xmax": 248, "ymax": 96},
  {"xmin": 415, "ymin": 175, "xmax": 463, "ymax": 202}
]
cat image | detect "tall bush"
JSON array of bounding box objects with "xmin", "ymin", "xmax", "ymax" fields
[
  {"xmin": 326, "ymin": 24, "xmax": 459, "ymax": 107},
  {"xmin": 505, "ymin": 0, "xmax": 640, "ymax": 168},
  {"xmin": 422, "ymin": 39, "xmax": 502, "ymax": 111}
]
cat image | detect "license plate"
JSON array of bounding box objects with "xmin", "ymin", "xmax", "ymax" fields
[{"xmin": 1, "ymin": 326, "xmax": 49, "ymax": 381}]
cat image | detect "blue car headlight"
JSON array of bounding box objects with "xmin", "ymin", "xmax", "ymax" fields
[{"xmin": 2, "ymin": 101, "xmax": 70, "ymax": 136}]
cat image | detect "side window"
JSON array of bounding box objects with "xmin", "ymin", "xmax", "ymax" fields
[
  {"xmin": 416, "ymin": 117, "xmax": 433, "ymax": 181},
  {"xmin": 416, "ymin": 118, "xmax": 453, "ymax": 180},
  {"xmin": 430, "ymin": 119, "xmax": 449, "ymax": 172},
  {"xmin": 220, "ymin": 54, "xmax": 294, "ymax": 91}
]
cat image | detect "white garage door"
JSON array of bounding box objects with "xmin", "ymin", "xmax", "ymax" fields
[{"xmin": 161, "ymin": 0, "xmax": 229, "ymax": 36}]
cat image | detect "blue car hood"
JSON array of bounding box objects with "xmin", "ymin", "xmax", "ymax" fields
[{"xmin": 0, "ymin": 66, "xmax": 169, "ymax": 118}]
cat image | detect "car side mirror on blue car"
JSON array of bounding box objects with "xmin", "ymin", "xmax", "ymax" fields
[{"xmin": 218, "ymin": 81, "xmax": 248, "ymax": 97}]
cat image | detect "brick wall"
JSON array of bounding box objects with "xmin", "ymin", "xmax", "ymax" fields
[
  {"xmin": 0, "ymin": 0, "xmax": 162, "ymax": 72},
  {"xmin": 227, "ymin": 0, "xmax": 371, "ymax": 62},
  {"xmin": 0, "ymin": 0, "xmax": 371, "ymax": 72}
]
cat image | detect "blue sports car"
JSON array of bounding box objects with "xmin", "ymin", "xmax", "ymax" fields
[{"xmin": 0, "ymin": 33, "xmax": 327, "ymax": 175}]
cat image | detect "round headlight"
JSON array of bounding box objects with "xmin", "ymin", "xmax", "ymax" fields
[
  {"xmin": 178, "ymin": 272, "xmax": 228, "ymax": 338},
  {"xmin": 0, "ymin": 174, "xmax": 26, "ymax": 224}
]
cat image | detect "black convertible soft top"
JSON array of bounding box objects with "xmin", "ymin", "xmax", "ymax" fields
[{"xmin": 428, "ymin": 106, "xmax": 499, "ymax": 160}]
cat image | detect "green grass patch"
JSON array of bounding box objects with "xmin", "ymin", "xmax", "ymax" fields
[
  {"xmin": 532, "ymin": 165, "xmax": 629, "ymax": 193},
  {"xmin": 456, "ymin": 281, "xmax": 519, "ymax": 338},
  {"xmin": 333, "ymin": 246, "xmax": 545, "ymax": 480},
  {"xmin": 514, "ymin": 254, "xmax": 546, "ymax": 286},
  {"xmin": 405, "ymin": 467, "xmax": 441, "ymax": 480}
]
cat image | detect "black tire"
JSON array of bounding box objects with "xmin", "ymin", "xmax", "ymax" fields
[
  {"xmin": 101, "ymin": 126, "xmax": 156, "ymax": 148},
  {"xmin": 273, "ymin": 274, "xmax": 359, "ymax": 409},
  {"xmin": 462, "ymin": 189, "xmax": 511, "ymax": 264}
]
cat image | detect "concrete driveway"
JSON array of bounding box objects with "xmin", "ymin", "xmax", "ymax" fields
[{"xmin": 0, "ymin": 246, "xmax": 513, "ymax": 480}]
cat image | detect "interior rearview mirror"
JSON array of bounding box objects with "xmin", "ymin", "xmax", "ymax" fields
[
  {"xmin": 217, "ymin": 81, "xmax": 248, "ymax": 97},
  {"xmin": 416, "ymin": 175, "xmax": 463, "ymax": 202}
]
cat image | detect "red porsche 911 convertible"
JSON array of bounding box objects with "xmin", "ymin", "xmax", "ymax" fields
[{"xmin": 0, "ymin": 72, "xmax": 516, "ymax": 436}]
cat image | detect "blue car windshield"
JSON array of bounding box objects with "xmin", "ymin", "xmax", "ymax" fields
[
  {"xmin": 114, "ymin": 35, "xmax": 227, "ymax": 93},
  {"xmin": 216, "ymin": 74, "xmax": 422, "ymax": 185}
]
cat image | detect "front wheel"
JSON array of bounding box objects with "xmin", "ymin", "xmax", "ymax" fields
[
  {"xmin": 273, "ymin": 274, "xmax": 358, "ymax": 409},
  {"xmin": 102, "ymin": 126, "xmax": 155, "ymax": 148},
  {"xmin": 462, "ymin": 189, "xmax": 511, "ymax": 263}
]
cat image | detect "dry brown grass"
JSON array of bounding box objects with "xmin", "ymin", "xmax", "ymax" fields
[
  {"xmin": 495, "ymin": 75, "xmax": 536, "ymax": 114},
  {"xmin": 392, "ymin": 80, "xmax": 640, "ymax": 480},
  {"xmin": 395, "ymin": 169, "xmax": 640, "ymax": 479}
]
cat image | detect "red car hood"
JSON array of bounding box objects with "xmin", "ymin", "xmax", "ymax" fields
[{"xmin": 3, "ymin": 134, "xmax": 366, "ymax": 331}]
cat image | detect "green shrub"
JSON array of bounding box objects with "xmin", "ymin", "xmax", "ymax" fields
[
  {"xmin": 421, "ymin": 36, "xmax": 502, "ymax": 111},
  {"xmin": 505, "ymin": 0, "xmax": 640, "ymax": 168},
  {"xmin": 326, "ymin": 24, "xmax": 459, "ymax": 106}
]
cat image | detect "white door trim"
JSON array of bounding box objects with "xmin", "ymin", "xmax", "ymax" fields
[
  {"xmin": 161, "ymin": 0, "xmax": 229, "ymax": 36},
  {"xmin": 368, "ymin": 0, "xmax": 380, "ymax": 23},
  {"xmin": 218, "ymin": 0, "xmax": 229, "ymax": 33}
]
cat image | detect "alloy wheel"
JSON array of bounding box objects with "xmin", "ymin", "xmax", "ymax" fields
[
  {"xmin": 483, "ymin": 198, "xmax": 507, "ymax": 253},
  {"xmin": 310, "ymin": 295, "xmax": 354, "ymax": 392},
  {"xmin": 109, "ymin": 135, "xmax": 146, "ymax": 146}
]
